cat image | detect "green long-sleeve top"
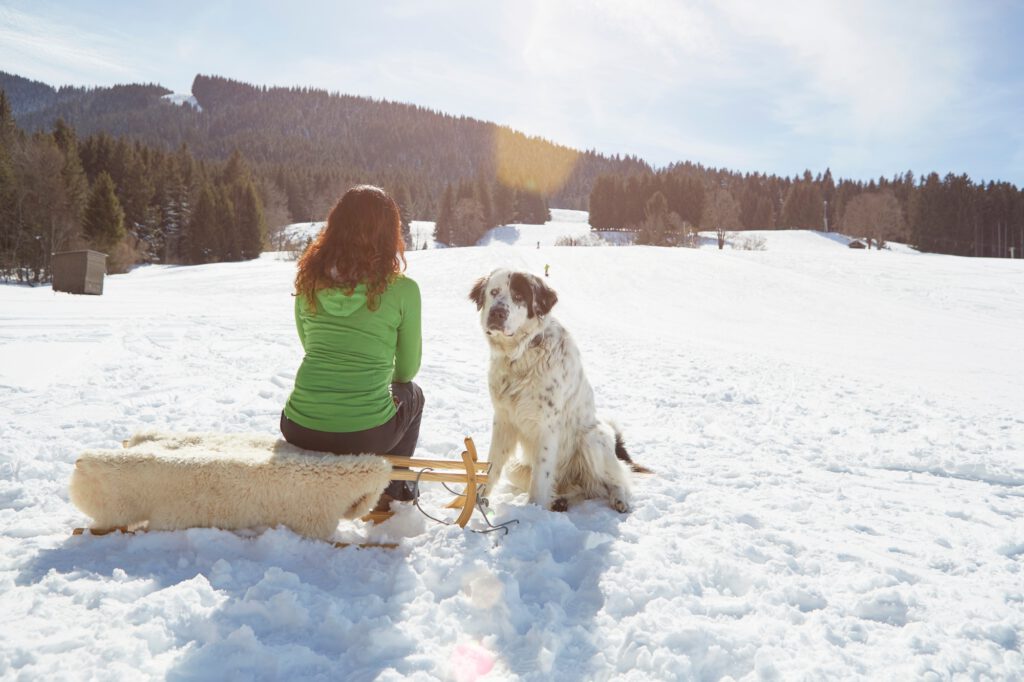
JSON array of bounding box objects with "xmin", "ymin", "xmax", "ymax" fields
[{"xmin": 284, "ymin": 275, "xmax": 421, "ymax": 432}]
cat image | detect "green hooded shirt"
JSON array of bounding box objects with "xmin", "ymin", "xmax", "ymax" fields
[{"xmin": 284, "ymin": 275, "xmax": 421, "ymax": 432}]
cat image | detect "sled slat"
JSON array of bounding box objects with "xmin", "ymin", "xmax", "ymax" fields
[
  {"xmin": 454, "ymin": 437, "xmax": 479, "ymax": 527},
  {"xmin": 379, "ymin": 455, "xmax": 489, "ymax": 472},
  {"xmin": 388, "ymin": 469, "xmax": 488, "ymax": 485}
]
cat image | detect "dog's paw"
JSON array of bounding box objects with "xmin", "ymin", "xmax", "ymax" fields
[
  {"xmin": 610, "ymin": 498, "xmax": 630, "ymax": 514},
  {"xmin": 551, "ymin": 497, "xmax": 569, "ymax": 512}
]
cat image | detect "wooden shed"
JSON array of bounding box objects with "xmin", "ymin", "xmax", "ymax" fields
[
  {"xmin": 847, "ymin": 239, "xmax": 866, "ymax": 249},
  {"xmin": 51, "ymin": 250, "xmax": 107, "ymax": 295}
]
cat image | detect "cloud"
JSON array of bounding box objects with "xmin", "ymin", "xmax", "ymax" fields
[
  {"xmin": 0, "ymin": 6, "xmax": 143, "ymax": 86},
  {"xmin": 714, "ymin": 0, "xmax": 969, "ymax": 139},
  {"xmin": 0, "ymin": 1, "xmax": 1014, "ymax": 183}
]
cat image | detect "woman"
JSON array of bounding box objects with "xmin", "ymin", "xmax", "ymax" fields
[{"xmin": 281, "ymin": 185, "xmax": 422, "ymax": 510}]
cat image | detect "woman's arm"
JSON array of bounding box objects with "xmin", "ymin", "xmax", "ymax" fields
[
  {"xmin": 394, "ymin": 279, "xmax": 422, "ymax": 382},
  {"xmin": 294, "ymin": 296, "xmax": 307, "ymax": 349}
]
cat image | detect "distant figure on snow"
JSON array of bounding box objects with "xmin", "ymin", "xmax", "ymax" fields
[
  {"xmin": 281, "ymin": 185, "xmax": 423, "ymax": 513},
  {"xmin": 544, "ymin": 264, "xmax": 550, "ymax": 277}
]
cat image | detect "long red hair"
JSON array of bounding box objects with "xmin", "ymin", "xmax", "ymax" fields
[{"xmin": 295, "ymin": 185, "xmax": 406, "ymax": 312}]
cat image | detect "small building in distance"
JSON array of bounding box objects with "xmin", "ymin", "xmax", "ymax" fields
[
  {"xmin": 847, "ymin": 239, "xmax": 867, "ymax": 249},
  {"xmin": 51, "ymin": 250, "xmax": 107, "ymax": 295}
]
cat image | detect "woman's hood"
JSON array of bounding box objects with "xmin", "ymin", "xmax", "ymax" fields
[{"xmin": 314, "ymin": 285, "xmax": 367, "ymax": 317}]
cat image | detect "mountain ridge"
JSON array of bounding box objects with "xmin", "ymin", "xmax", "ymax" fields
[{"xmin": 0, "ymin": 71, "xmax": 650, "ymax": 217}]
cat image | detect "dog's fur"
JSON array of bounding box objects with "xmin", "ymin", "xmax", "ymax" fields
[
  {"xmin": 470, "ymin": 269, "xmax": 644, "ymax": 512},
  {"xmin": 69, "ymin": 431, "xmax": 392, "ymax": 540}
]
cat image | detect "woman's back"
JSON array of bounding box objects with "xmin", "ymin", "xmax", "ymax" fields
[{"xmin": 285, "ymin": 275, "xmax": 421, "ymax": 432}]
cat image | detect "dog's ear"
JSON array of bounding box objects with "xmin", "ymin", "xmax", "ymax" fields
[
  {"xmin": 531, "ymin": 274, "xmax": 558, "ymax": 316},
  {"xmin": 469, "ymin": 276, "xmax": 487, "ymax": 311}
]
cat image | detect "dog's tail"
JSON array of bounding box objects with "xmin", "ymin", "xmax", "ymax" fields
[{"xmin": 614, "ymin": 430, "xmax": 652, "ymax": 474}]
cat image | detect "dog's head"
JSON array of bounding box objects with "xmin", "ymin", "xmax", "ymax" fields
[{"xmin": 469, "ymin": 269, "xmax": 558, "ymax": 339}]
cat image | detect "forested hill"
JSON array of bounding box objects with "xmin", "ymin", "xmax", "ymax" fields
[{"xmin": 1, "ymin": 72, "xmax": 649, "ymax": 220}]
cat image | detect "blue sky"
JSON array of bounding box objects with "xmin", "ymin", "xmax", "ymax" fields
[{"xmin": 2, "ymin": 0, "xmax": 1022, "ymax": 185}]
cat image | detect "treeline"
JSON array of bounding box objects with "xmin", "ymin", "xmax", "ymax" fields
[
  {"xmin": 5, "ymin": 72, "xmax": 649, "ymax": 223},
  {"xmin": 434, "ymin": 179, "xmax": 550, "ymax": 247},
  {"xmin": 0, "ymin": 91, "xmax": 268, "ymax": 283},
  {"xmin": 589, "ymin": 163, "xmax": 1024, "ymax": 256}
]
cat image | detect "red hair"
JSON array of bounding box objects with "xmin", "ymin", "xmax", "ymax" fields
[{"xmin": 295, "ymin": 185, "xmax": 406, "ymax": 312}]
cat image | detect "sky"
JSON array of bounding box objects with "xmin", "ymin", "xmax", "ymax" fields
[{"xmin": 2, "ymin": 0, "xmax": 1023, "ymax": 185}]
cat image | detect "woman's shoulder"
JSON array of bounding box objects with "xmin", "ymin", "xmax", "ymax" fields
[{"xmin": 390, "ymin": 273, "xmax": 420, "ymax": 296}]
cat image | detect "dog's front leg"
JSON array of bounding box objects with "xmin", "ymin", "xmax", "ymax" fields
[
  {"xmin": 528, "ymin": 432, "xmax": 559, "ymax": 510},
  {"xmin": 484, "ymin": 415, "xmax": 516, "ymax": 499}
]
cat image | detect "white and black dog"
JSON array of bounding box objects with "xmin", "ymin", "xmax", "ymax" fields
[{"xmin": 470, "ymin": 269, "xmax": 647, "ymax": 513}]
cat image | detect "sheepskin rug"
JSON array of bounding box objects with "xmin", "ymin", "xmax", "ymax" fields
[{"xmin": 69, "ymin": 431, "xmax": 393, "ymax": 541}]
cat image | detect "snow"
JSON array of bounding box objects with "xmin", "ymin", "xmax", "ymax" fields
[
  {"xmin": 2, "ymin": 214, "xmax": 1023, "ymax": 680},
  {"xmin": 284, "ymin": 209, "xmax": 632, "ymax": 252},
  {"xmin": 702, "ymin": 229, "xmax": 922, "ymax": 254},
  {"xmin": 476, "ymin": 209, "xmax": 631, "ymax": 248},
  {"xmin": 160, "ymin": 93, "xmax": 201, "ymax": 111}
]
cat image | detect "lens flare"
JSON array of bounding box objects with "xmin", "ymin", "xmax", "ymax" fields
[
  {"xmin": 451, "ymin": 641, "xmax": 496, "ymax": 682},
  {"xmin": 493, "ymin": 126, "xmax": 579, "ymax": 196}
]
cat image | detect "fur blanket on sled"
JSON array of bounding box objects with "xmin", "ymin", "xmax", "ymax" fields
[{"xmin": 69, "ymin": 431, "xmax": 393, "ymax": 541}]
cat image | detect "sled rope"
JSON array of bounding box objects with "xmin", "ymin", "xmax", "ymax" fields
[{"xmin": 370, "ymin": 436, "xmax": 518, "ymax": 535}]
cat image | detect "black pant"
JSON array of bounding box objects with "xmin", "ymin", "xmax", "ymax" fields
[{"xmin": 280, "ymin": 382, "xmax": 424, "ymax": 500}]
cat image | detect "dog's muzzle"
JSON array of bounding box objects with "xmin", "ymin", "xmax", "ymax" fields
[{"xmin": 486, "ymin": 306, "xmax": 508, "ymax": 333}]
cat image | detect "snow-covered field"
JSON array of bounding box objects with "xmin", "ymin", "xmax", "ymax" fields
[{"xmin": 2, "ymin": 215, "xmax": 1023, "ymax": 680}]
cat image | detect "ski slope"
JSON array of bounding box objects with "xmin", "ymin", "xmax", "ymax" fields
[{"xmin": 1, "ymin": 221, "xmax": 1022, "ymax": 680}]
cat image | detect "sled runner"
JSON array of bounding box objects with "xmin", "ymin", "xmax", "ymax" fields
[{"xmin": 69, "ymin": 432, "xmax": 511, "ymax": 548}]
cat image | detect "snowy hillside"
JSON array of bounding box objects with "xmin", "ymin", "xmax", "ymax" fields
[
  {"xmin": 285, "ymin": 210, "xmax": 914, "ymax": 254},
  {"xmin": 284, "ymin": 209, "xmax": 632, "ymax": 250},
  {"xmin": 2, "ymin": 231, "xmax": 1022, "ymax": 679}
]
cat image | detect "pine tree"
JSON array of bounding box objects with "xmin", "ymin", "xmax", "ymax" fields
[
  {"xmin": 234, "ymin": 178, "xmax": 265, "ymax": 260},
  {"xmin": 215, "ymin": 183, "xmax": 237, "ymax": 260},
  {"xmin": 588, "ymin": 175, "xmax": 619, "ymax": 230},
  {"xmin": 0, "ymin": 91, "xmax": 20, "ymax": 278},
  {"xmin": 184, "ymin": 182, "xmax": 219, "ymax": 263},
  {"xmin": 492, "ymin": 182, "xmax": 515, "ymax": 226},
  {"xmin": 393, "ymin": 184, "xmax": 413, "ymax": 248},
  {"xmin": 780, "ymin": 173, "xmax": 824, "ymax": 229},
  {"xmin": 50, "ymin": 119, "xmax": 88, "ymax": 251},
  {"xmin": 475, "ymin": 176, "xmax": 493, "ymax": 229},
  {"xmin": 161, "ymin": 145, "xmax": 197, "ymax": 262},
  {"xmin": 513, "ymin": 189, "xmax": 549, "ymax": 224},
  {"xmin": 0, "ymin": 90, "xmax": 16, "ymax": 143},
  {"xmin": 452, "ymin": 196, "xmax": 486, "ymax": 246},
  {"xmin": 83, "ymin": 172, "xmax": 126, "ymax": 253},
  {"xmin": 435, "ymin": 185, "xmax": 454, "ymax": 246}
]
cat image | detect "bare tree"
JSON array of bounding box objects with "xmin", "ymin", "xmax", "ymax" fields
[
  {"xmin": 701, "ymin": 188, "xmax": 742, "ymax": 250},
  {"xmin": 840, "ymin": 191, "xmax": 908, "ymax": 249},
  {"xmin": 634, "ymin": 191, "xmax": 692, "ymax": 247},
  {"xmin": 258, "ymin": 178, "xmax": 293, "ymax": 250},
  {"xmin": 11, "ymin": 136, "xmax": 81, "ymax": 282}
]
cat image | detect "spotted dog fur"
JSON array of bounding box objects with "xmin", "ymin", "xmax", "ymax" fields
[{"xmin": 470, "ymin": 269, "xmax": 646, "ymax": 513}]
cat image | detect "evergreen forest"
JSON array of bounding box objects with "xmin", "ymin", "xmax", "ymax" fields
[{"xmin": 2, "ymin": 70, "xmax": 1021, "ymax": 283}]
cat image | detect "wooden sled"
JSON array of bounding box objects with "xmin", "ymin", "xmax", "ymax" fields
[
  {"xmin": 362, "ymin": 437, "xmax": 488, "ymax": 527},
  {"xmin": 71, "ymin": 436, "xmax": 508, "ymax": 549}
]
